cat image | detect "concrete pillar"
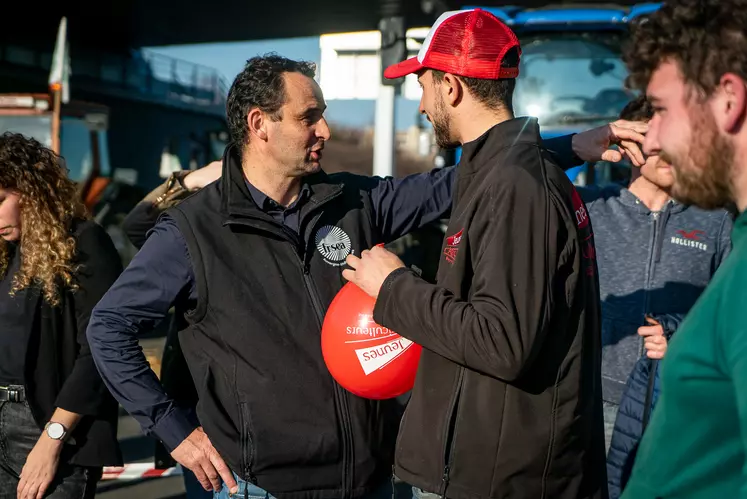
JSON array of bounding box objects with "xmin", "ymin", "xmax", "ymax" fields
[{"xmin": 373, "ymin": 82, "xmax": 396, "ymax": 178}]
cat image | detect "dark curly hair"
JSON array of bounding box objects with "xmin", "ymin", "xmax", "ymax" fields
[
  {"xmin": 0, "ymin": 132, "xmax": 87, "ymax": 306},
  {"xmin": 619, "ymin": 94, "xmax": 654, "ymax": 122},
  {"xmin": 624, "ymin": 0, "xmax": 747, "ymax": 96},
  {"xmin": 226, "ymin": 53, "xmax": 317, "ymax": 148}
]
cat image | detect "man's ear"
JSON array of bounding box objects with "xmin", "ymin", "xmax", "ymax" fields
[
  {"xmin": 247, "ymin": 108, "xmax": 268, "ymax": 141},
  {"xmin": 441, "ymin": 73, "xmax": 463, "ymax": 107},
  {"xmin": 718, "ymin": 73, "xmax": 747, "ymax": 134}
]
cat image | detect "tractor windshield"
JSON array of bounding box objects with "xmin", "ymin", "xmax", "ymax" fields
[
  {"xmin": 514, "ymin": 32, "xmax": 634, "ymax": 127},
  {"xmin": 0, "ymin": 114, "xmax": 96, "ymax": 183},
  {"xmin": 0, "ymin": 114, "xmax": 53, "ymax": 147}
]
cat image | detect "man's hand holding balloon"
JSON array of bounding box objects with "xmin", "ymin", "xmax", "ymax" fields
[{"xmin": 343, "ymin": 245, "xmax": 406, "ymax": 299}]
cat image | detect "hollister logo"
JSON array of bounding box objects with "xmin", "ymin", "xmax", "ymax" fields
[
  {"xmin": 671, "ymin": 229, "xmax": 708, "ymax": 251},
  {"xmin": 677, "ymin": 229, "xmax": 705, "ymax": 241},
  {"xmin": 315, "ymin": 225, "xmax": 352, "ymax": 266},
  {"xmin": 443, "ymin": 229, "xmax": 463, "ymax": 264}
]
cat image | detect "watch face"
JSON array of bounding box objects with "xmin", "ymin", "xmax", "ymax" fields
[{"xmin": 47, "ymin": 423, "xmax": 65, "ymax": 440}]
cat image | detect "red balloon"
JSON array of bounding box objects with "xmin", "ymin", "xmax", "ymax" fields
[{"xmin": 322, "ymin": 281, "xmax": 421, "ymax": 399}]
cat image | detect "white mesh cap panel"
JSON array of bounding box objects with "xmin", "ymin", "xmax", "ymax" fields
[{"xmin": 417, "ymin": 9, "xmax": 476, "ymax": 63}]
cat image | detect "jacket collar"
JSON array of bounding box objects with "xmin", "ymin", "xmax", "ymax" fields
[
  {"xmin": 619, "ymin": 187, "xmax": 687, "ymax": 215},
  {"xmin": 458, "ymin": 117, "xmax": 541, "ymax": 174},
  {"xmin": 219, "ymin": 143, "xmax": 343, "ymax": 220}
]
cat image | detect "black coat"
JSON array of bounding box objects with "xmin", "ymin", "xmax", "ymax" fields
[
  {"xmin": 23, "ymin": 219, "xmax": 123, "ymax": 467},
  {"xmin": 375, "ymin": 118, "xmax": 607, "ymax": 499}
]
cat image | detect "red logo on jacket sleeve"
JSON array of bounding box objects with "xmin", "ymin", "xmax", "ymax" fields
[
  {"xmin": 443, "ymin": 229, "xmax": 464, "ymax": 264},
  {"xmin": 570, "ymin": 187, "xmax": 596, "ymax": 276},
  {"xmin": 446, "ymin": 229, "xmax": 463, "ymax": 246},
  {"xmin": 571, "ymin": 188, "xmax": 589, "ymax": 230}
]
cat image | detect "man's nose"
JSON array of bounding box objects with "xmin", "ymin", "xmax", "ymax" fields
[
  {"xmin": 643, "ymin": 120, "xmax": 660, "ymax": 157},
  {"xmin": 317, "ymin": 117, "xmax": 331, "ymax": 141}
]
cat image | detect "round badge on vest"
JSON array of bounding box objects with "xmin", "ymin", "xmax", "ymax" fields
[{"xmin": 315, "ymin": 225, "xmax": 352, "ymax": 267}]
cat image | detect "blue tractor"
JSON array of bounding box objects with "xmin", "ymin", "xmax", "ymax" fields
[{"xmin": 452, "ymin": 3, "xmax": 661, "ymax": 186}]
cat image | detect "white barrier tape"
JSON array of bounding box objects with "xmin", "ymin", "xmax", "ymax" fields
[{"xmin": 102, "ymin": 463, "xmax": 183, "ymax": 480}]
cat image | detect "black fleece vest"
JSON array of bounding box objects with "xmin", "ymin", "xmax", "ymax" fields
[{"xmin": 169, "ymin": 153, "xmax": 401, "ymax": 499}]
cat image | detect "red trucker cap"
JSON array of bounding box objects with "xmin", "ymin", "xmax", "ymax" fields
[{"xmin": 383, "ymin": 8, "xmax": 521, "ymax": 80}]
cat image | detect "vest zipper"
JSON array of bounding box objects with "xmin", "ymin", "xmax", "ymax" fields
[
  {"xmin": 299, "ymin": 257, "xmax": 354, "ymax": 499},
  {"xmin": 239, "ymin": 402, "xmax": 257, "ymax": 483},
  {"xmin": 440, "ymin": 368, "xmax": 465, "ymax": 497},
  {"xmin": 297, "ymin": 193, "xmax": 354, "ymax": 498},
  {"xmin": 226, "ymin": 186, "xmax": 351, "ymax": 495}
]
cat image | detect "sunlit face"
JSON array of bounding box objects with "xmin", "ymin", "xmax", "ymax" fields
[
  {"xmin": 266, "ymin": 72, "xmax": 331, "ymax": 175},
  {"xmin": 638, "ymin": 152, "xmax": 675, "ymax": 190},
  {"xmin": 644, "ymin": 60, "xmax": 734, "ymax": 209},
  {"xmin": 0, "ymin": 188, "xmax": 21, "ymax": 242},
  {"xmin": 417, "ymin": 70, "xmax": 460, "ymax": 149}
]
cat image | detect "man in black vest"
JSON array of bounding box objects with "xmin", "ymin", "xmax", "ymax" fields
[{"xmin": 86, "ymin": 54, "xmax": 645, "ymax": 498}]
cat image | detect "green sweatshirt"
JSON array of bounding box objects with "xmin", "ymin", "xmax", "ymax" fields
[{"xmin": 621, "ymin": 211, "xmax": 747, "ymax": 499}]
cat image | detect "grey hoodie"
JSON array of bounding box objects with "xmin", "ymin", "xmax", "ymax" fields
[{"xmin": 579, "ymin": 185, "xmax": 733, "ymax": 404}]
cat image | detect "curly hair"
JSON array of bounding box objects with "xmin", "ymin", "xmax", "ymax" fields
[
  {"xmin": 624, "ymin": 0, "xmax": 747, "ymax": 96},
  {"xmin": 226, "ymin": 53, "xmax": 317, "ymax": 148},
  {"xmin": 0, "ymin": 132, "xmax": 87, "ymax": 306},
  {"xmin": 619, "ymin": 94, "xmax": 654, "ymax": 122}
]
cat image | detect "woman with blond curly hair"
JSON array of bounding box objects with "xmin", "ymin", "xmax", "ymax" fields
[{"xmin": 0, "ymin": 132, "xmax": 123, "ymax": 499}]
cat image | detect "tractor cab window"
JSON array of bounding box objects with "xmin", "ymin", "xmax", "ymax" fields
[
  {"xmin": 0, "ymin": 115, "xmax": 53, "ymax": 147},
  {"xmin": 514, "ymin": 33, "xmax": 634, "ymax": 127},
  {"xmin": 59, "ymin": 117, "xmax": 93, "ymax": 183}
]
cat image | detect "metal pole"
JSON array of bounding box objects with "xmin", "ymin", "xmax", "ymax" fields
[
  {"xmin": 50, "ymin": 87, "xmax": 62, "ymax": 155},
  {"xmin": 373, "ymin": 83, "xmax": 396, "ymax": 178},
  {"xmin": 375, "ymin": 7, "xmax": 404, "ymax": 179}
]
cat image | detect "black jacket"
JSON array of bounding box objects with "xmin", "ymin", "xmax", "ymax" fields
[
  {"xmin": 166, "ymin": 149, "xmax": 455, "ymax": 499},
  {"xmin": 24, "ymin": 219, "xmax": 123, "ymax": 467},
  {"xmin": 374, "ymin": 118, "xmax": 607, "ymax": 499}
]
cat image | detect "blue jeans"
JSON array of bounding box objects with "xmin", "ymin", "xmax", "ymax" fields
[{"xmin": 214, "ymin": 473, "xmax": 411, "ymax": 499}]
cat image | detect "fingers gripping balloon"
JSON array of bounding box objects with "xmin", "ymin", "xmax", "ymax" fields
[{"xmin": 321, "ymin": 280, "xmax": 421, "ymax": 400}]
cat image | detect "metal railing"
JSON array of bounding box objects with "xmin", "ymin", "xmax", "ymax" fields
[{"xmin": 0, "ymin": 44, "xmax": 230, "ymax": 113}]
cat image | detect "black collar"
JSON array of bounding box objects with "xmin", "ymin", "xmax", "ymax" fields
[
  {"xmin": 219, "ymin": 143, "xmax": 343, "ymax": 220},
  {"xmin": 459, "ymin": 117, "xmax": 541, "ymax": 173}
]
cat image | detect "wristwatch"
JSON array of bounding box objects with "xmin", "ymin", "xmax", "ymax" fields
[{"xmin": 44, "ymin": 422, "xmax": 68, "ymax": 441}]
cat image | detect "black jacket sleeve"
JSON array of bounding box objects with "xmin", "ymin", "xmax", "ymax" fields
[
  {"xmin": 54, "ymin": 221, "xmax": 124, "ymax": 415},
  {"xmin": 373, "ymin": 174, "xmax": 567, "ymax": 381}
]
